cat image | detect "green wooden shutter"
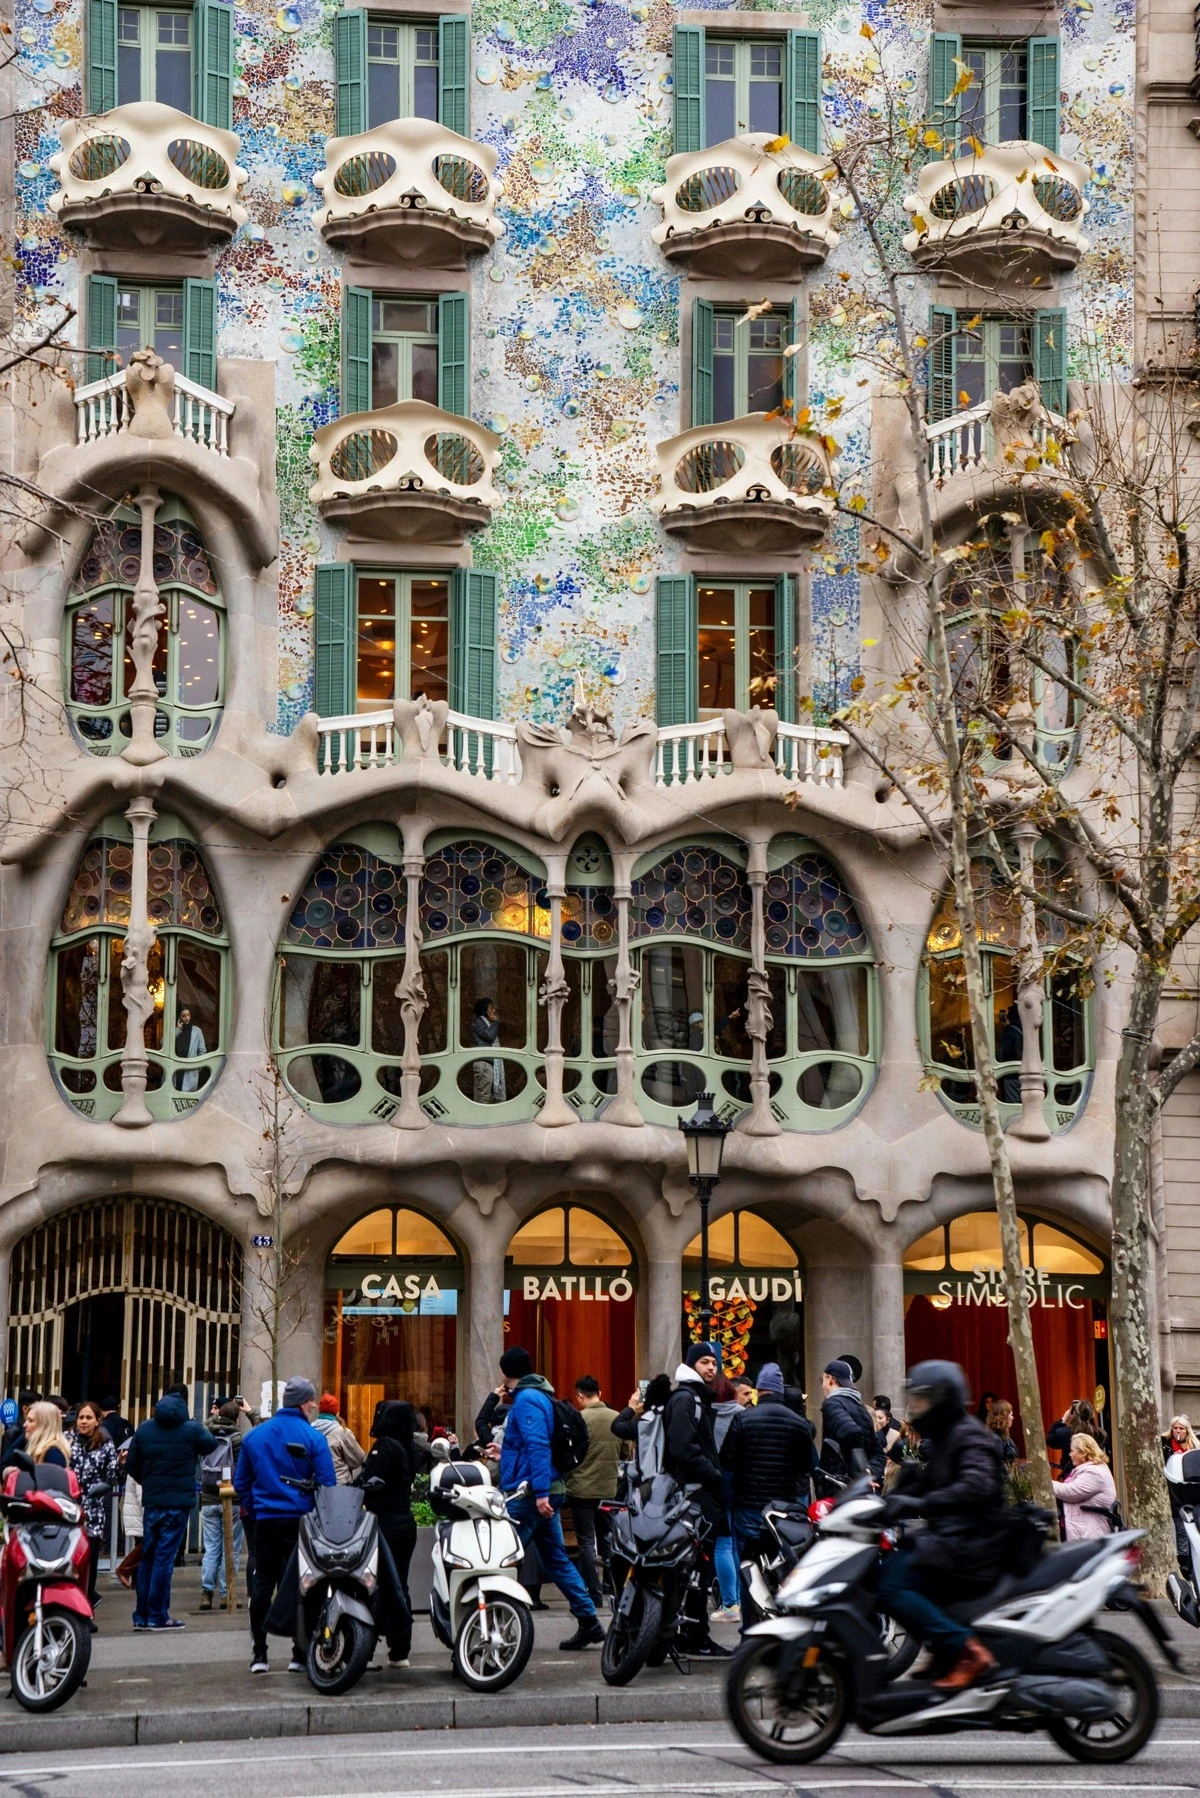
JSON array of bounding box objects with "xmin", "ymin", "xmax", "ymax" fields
[
  {"xmin": 438, "ymin": 14, "xmax": 469, "ymax": 136},
  {"xmin": 182, "ymin": 278, "xmax": 217, "ymax": 390},
  {"xmin": 928, "ymin": 304, "xmax": 957, "ymax": 424},
  {"xmin": 341, "ymin": 285, "xmax": 372, "ymax": 415},
  {"xmin": 438, "ymin": 291, "xmax": 469, "ymax": 417},
  {"xmin": 334, "ymin": 9, "xmax": 368, "ymax": 137},
  {"xmin": 450, "ymin": 569, "xmax": 498, "ymax": 719},
  {"xmin": 774, "ymin": 574, "xmax": 796, "ymax": 724},
  {"xmin": 1035, "ymin": 308, "xmax": 1067, "ymax": 416},
  {"xmin": 655, "ymin": 575, "xmax": 696, "ymax": 732},
  {"xmin": 692, "ymin": 298, "xmax": 714, "ymax": 428},
  {"xmin": 1027, "ymin": 38, "xmax": 1060, "ymax": 153},
  {"xmin": 193, "ymin": 0, "xmax": 234, "ymax": 130},
  {"xmin": 929, "ymin": 33, "xmax": 961, "ymax": 151},
  {"xmin": 786, "ymin": 31, "xmax": 822, "ymax": 154},
  {"xmin": 673, "ymin": 24, "xmax": 705, "ymax": 154},
  {"xmin": 87, "ymin": 0, "xmax": 117, "ymax": 113},
  {"xmin": 782, "ymin": 295, "xmax": 800, "ymax": 414},
  {"xmin": 86, "ymin": 274, "xmax": 118, "ymax": 384},
  {"xmin": 315, "ymin": 564, "xmax": 355, "ymax": 770}
]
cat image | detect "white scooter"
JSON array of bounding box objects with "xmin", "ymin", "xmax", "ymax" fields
[
  {"xmin": 427, "ymin": 1459, "xmax": 535, "ymax": 1690},
  {"xmin": 1165, "ymin": 1447, "xmax": 1200, "ymax": 1628}
]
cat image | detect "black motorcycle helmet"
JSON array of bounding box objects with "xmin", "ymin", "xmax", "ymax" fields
[{"xmin": 905, "ymin": 1359, "xmax": 967, "ymax": 1442}]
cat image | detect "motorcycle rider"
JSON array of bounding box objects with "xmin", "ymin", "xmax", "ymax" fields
[
  {"xmin": 876, "ymin": 1360, "xmax": 1007, "ymax": 1692},
  {"xmin": 663, "ymin": 1341, "xmax": 730, "ymax": 1658}
]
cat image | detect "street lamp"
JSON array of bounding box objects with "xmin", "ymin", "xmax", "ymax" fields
[{"xmin": 679, "ymin": 1091, "xmax": 730, "ymax": 1346}]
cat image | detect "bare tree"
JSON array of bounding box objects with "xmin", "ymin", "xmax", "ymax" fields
[{"xmin": 246, "ymin": 1049, "xmax": 313, "ymax": 1411}]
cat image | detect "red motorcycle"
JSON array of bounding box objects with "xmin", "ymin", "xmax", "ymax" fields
[{"xmin": 0, "ymin": 1453, "xmax": 97, "ymax": 1709}]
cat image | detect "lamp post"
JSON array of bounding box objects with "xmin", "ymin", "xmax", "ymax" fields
[{"xmin": 678, "ymin": 1091, "xmax": 730, "ymax": 1347}]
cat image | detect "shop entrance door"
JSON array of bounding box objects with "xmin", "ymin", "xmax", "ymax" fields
[
  {"xmin": 61, "ymin": 1293, "xmax": 125, "ymax": 1403},
  {"xmin": 505, "ymin": 1202, "xmax": 638, "ymax": 1407}
]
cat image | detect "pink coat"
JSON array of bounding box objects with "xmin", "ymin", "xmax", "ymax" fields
[{"xmin": 1052, "ymin": 1461, "xmax": 1117, "ymax": 1539}]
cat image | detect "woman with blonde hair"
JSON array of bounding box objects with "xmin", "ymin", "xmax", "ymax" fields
[
  {"xmin": 1052, "ymin": 1433, "xmax": 1117, "ymax": 1540},
  {"xmin": 24, "ymin": 1401, "xmax": 70, "ymax": 1468},
  {"xmin": 1163, "ymin": 1415, "xmax": 1199, "ymax": 1459}
]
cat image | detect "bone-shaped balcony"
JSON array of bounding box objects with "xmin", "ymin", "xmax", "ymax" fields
[
  {"xmin": 903, "ymin": 142, "xmax": 1089, "ymax": 286},
  {"xmin": 309, "ymin": 399, "xmax": 502, "ymax": 544},
  {"xmin": 314, "ymin": 118, "xmax": 504, "ymax": 269},
  {"xmin": 653, "ymin": 413, "xmax": 833, "ymax": 553},
  {"xmin": 651, "ymin": 134, "xmax": 839, "ymax": 279},
  {"xmin": 49, "ymin": 103, "xmax": 247, "ymax": 252}
]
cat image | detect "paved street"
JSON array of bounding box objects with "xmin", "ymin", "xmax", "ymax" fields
[{"xmin": 6, "ymin": 1719, "xmax": 1200, "ymax": 1797}]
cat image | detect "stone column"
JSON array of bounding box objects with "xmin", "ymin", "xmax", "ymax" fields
[
  {"xmin": 605, "ymin": 851, "xmax": 643, "ymax": 1126},
  {"xmin": 121, "ymin": 484, "xmax": 167, "ymax": 767},
  {"xmin": 114, "ymin": 793, "xmax": 158, "ymax": 1129},
  {"xmin": 646, "ymin": 1256, "xmax": 682, "ymax": 1379},
  {"xmin": 743, "ymin": 837, "xmax": 781, "ymax": 1135},
  {"xmin": 870, "ymin": 1258, "xmax": 907, "ymax": 1406},
  {"xmin": 392, "ymin": 849, "xmax": 430, "ymax": 1130},
  {"xmin": 1008, "ymin": 817, "xmax": 1051, "ymax": 1142},
  {"xmin": 537, "ymin": 854, "xmax": 575, "ymax": 1127},
  {"xmin": 464, "ymin": 1222, "xmax": 507, "ymax": 1425}
]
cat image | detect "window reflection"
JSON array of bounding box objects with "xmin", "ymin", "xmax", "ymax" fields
[{"xmin": 641, "ymin": 945, "xmax": 705, "ymax": 1051}]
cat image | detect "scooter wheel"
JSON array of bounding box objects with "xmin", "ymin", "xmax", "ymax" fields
[
  {"xmin": 1048, "ymin": 1626, "xmax": 1159, "ymax": 1763},
  {"xmin": 305, "ymin": 1617, "xmax": 376, "ymax": 1696},
  {"xmin": 453, "ymin": 1598, "xmax": 534, "ymax": 1691},
  {"xmin": 725, "ymin": 1635, "xmax": 848, "ymax": 1764},
  {"xmin": 11, "ymin": 1607, "xmax": 91, "ymax": 1712}
]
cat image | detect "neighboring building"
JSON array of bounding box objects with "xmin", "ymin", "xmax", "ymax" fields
[{"xmin": 2, "ymin": 0, "xmax": 1168, "ymax": 1447}]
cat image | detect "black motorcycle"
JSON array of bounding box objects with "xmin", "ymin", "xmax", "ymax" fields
[{"xmin": 599, "ymin": 1472, "xmax": 702, "ymax": 1685}]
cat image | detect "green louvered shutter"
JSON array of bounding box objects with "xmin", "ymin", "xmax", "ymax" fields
[
  {"xmin": 450, "ymin": 569, "xmax": 498, "ymax": 719},
  {"xmin": 929, "ymin": 33, "xmax": 961, "ymax": 151},
  {"xmin": 315, "ymin": 565, "xmax": 354, "ymax": 770},
  {"xmin": 194, "ymin": 0, "xmax": 234, "ymax": 129},
  {"xmin": 1027, "ymin": 38, "xmax": 1060, "ymax": 153},
  {"xmin": 87, "ymin": 0, "xmax": 117, "ymax": 112},
  {"xmin": 673, "ymin": 25, "xmax": 705, "ymax": 154},
  {"xmin": 438, "ymin": 292, "xmax": 469, "ymax": 417},
  {"xmin": 334, "ymin": 9, "xmax": 368, "ymax": 137},
  {"xmin": 692, "ymin": 298, "xmax": 714, "ymax": 428},
  {"xmin": 341, "ymin": 285, "xmax": 372, "ymax": 415},
  {"xmin": 182, "ymin": 278, "xmax": 217, "ymax": 390},
  {"xmin": 1035, "ymin": 308, "xmax": 1067, "ymax": 416},
  {"xmin": 782, "ymin": 295, "xmax": 800, "ymax": 414},
  {"xmin": 86, "ymin": 274, "xmax": 118, "ymax": 384},
  {"xmin": 927, "ymin": 304, "xmax": 957, "ymax": 424},
  {"xmin": 774, "ymin": 574, "xmax": 796, "ymax": 724},
  {"xmin": 786, "ymin": 31, "xmax": 822, "ymax": 154},
  {"xmin": 438, "ymin": 14, "xmax": 469, "ymax": 136},
  {"xmin": 655, "ymin": 576, "xmax": 696, "ymax": 746}
]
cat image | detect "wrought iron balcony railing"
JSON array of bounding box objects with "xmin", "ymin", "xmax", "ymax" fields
[
  {"xmin": 49, "ymin": 102, "xmax": 247, "ymax": 250},
  {"xmin": 314, "ymin": 117, "xmax": 504, "ymax": 267},
  {"xmin": 652, "ymin": 133, "xmax": 839, "ymax": 278}
]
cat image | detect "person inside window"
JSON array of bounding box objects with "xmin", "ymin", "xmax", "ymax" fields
[
  {"xmin": 174, "ymin": 1005, "xmax": 206, "ymax": 1092},
  {"xmin": 471, "ymin": 996, "xmax": 505, "ymax": 1103}
]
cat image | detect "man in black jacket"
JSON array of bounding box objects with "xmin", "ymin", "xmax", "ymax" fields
[
  {"xmin": 819, "ymin": 1359, "xmax": 885, "ymax": 1486},
  {"xmin": 720, "ymin": 1363, "xmax": 815, "ymax": 1560},
  {"xmin": 877, "ymin": 1360, "xmax": 1007, "ymax": 1692},
  {"xmin": 663, "ymin": 1343, "xmax": 729, "ymax": 1658}
]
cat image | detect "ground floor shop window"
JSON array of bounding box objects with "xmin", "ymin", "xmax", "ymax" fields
[
  {"xmin": 682, "ymin": 1209, "xmax": 802, "ymax": 1380},
  {"xmin": 505, "ymin": 1202, "xmax": 637, "ymax": 1404}
]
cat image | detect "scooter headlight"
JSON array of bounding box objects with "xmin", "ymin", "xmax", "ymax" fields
[
  {"xmin": 442, "ymin": 1549, "xmax": 472, "ymax": 1571},
  {"xmin": 499, "ymin": 1545, "xmax": 524, "ymax": 1567},
  {"xmin": 789, "ymin": 1582, "xmax": 846, "ymax": 1610}
]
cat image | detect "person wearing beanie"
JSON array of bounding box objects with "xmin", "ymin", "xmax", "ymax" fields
[
  {"xmin": 819, "ymin": 1358, "xmax": 885, "ymax": 1490},
  {"xmin": 497, "ymin": 1346, "xmax": 604, "ymax": 1651},
  {"xmin": 198, "ymin": 1399, "xmax": 246, "ymax": 1611},
  {"xmin": 720, "ymin": 1362, "xmax": 816, "ymax": 1573},
  {"xmin": 312, "ymin": 1392, "xmax": 366, "ymax": 1486},
  {"xmin": 234, "ymin": 1376, "xmax": 336, "ymax": 1674},
  {"xmin": 663, "ymin": 1341, "xmax": 729, "ymax": 1657},
  {"xmin": 124, "ymin": 1389, "xmax": 216, "ymax": 1632}
]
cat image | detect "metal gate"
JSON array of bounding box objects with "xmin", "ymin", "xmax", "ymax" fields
[{"xmin": 7, "ymin": 1198, "xmax": 242, "ymax": 1423}]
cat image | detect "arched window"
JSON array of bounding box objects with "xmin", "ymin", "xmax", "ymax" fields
[
  {"xmin": 65, "ymin": 499, "xmax": 225, "ymax": 756},
  {"xmin": 923, "ymin": 854, "xmax": 1091, "ymax": 1132},
  {"xmin": 630, "ymin": 839, "xmax": 876, "ymax": 1128},
  {"xmin": 49, "ymin": 827, "xmax": 228, "ymax": 1120},
  {"xmin": 682, "ymin": 1208, "xmax": 803, "ymax": 1378}
]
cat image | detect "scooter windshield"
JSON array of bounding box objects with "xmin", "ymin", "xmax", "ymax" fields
[{"xmin": 313, "ymin": 1485, "xmax": 368, "ymax": 1542}]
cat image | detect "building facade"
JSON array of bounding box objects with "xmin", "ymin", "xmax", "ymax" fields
[{"xmin": 2, "ymin": 0, "xmax": 1178, "ymax": 1445}]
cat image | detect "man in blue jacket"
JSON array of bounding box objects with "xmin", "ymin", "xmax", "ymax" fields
[
  {"xmin": 235, "ymin": 1376, "xmax": 336, "ymax": 1673},
  {"xmin": 125, "ymin": 1387, "xmax": 215, "ymax": 1630},
  {"xmin": 497, "ymin": 1346, "xmax": 602, "ymax": 1650}
]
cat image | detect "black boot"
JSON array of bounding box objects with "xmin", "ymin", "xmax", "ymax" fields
[{"xmin": 559, "ymin": 1617, "xmax": 605, "ymax": 1650}]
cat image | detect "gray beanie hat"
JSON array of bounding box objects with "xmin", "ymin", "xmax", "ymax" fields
[{"xmin": 282, "ymin": 1376, "xmax": 317, "ymax": 1410}]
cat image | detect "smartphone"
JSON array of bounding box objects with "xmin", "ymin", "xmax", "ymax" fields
[{"xmin": 638, "ymin": 1379, "xmax": 649, "ymax": 1399}]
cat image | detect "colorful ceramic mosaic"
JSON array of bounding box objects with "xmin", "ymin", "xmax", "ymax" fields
[
  {"xmin": 60, "ymin": 839, "xmax": 224, "ymax": 936},
  {"xmin": 632, "ymin": 846, "xmax": 752, "ymax": 949},
  {"xmin": 285, "ymin": 844, "xmax": 407, "ymax": 949},
  {"xmin": 421, "ymin": 841, "xmax": 548, "ymax": 939},
  {"xmin": 767, "ymin": 855, "xmax": 867, "ymax": 959}
]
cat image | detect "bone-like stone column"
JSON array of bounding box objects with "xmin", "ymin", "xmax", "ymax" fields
[
  {"xmin": 121, "ymin": 484, "xmax": 168, "ymax": 767},
  {"xmin": 392, "ymin": 849, "xmax": 430, "ymax": 1130},
  {"xmin": 1008, "ymin": 816, "xmax": 1051, "ymax": 1141},
  {"xmin": 536, "ymin": 855, "xmax": 576, "ymax": 1128},
  {"xmin": 605, "ymin": 851, "xmax": 643, "ymax": 1127},
  {"xmin": 114, "ymin": 793, "xmax": 158, "ymax": 1128},
  {"xmin": 743, "ymin": 837, "xmax": 781, "ymax": 1135}
]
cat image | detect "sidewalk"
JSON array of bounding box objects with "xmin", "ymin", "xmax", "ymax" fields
[{"xmin": 5, "ymin": 1565, "xmax": 1200, "ymax": 1751}]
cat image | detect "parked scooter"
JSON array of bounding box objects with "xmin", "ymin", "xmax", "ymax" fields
[
  {"xmin": 428, "ymin": 1460, "xmax": 534, "ymax": 1690},
  {"xmin": 279, "ymin": 1441, "xmax": 394, "ymax": 1695},
  {"xmin": 599, "ymin": 1471, "xmax": 702, "ymax": 1685},
  {"xmin": 1165, "ymin": 1447, "xmax": 1200, "ymax": 1627},
  {"xmin": 726, "ymin": 1475, "xmax": 1177, "ymax": 1766},
  {"xmin": 0, "ymin": 1452, "xmax": 104, "ymax": 1710}
]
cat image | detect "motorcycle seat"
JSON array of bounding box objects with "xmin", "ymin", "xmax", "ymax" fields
[{"xmin": 945, "ymin": 1540, "xmax": 1110, "ymax": 1622}]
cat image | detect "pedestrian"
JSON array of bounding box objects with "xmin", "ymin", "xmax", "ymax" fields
[
  {"xmin": 565, "ymin": 1375, "xmax": 620, "ymax": 1606},
  {"xmin": 359, "ymin": 1400, "xmax": 418, "ymax": 1666},
  {"xmin": 732, "ymin": 1375, "xmax": 755, "ymax": 1408},
  {"xmin": 985, "ymin": 1400, "xmax": 1019, "ymax": 1466},
  {"xmin": 883, "ymin": 1417, "xmax": 924, "ymax": 1490},
  {"xmin": 2, "ymin": 1389, "xmax": 42, "ymax": 1469},
  {"xmin": 496, "ymin": 1345, "xmax": 604, "ymax": 1650},
  {"xmin": 1052, "ymin": 1434, "xmax": 1117, "ymax": 1540},
  {"xmin": 199, "ymin": 1399, "xmax": 245, "ymax": 1611},
  {"xmin": 117, "ymin": 1447, "xmax": 143, "ymax": 1588},
  {"xmin": 720, "ymin": 1362, "xmax": 815, "ymax": 1564},
  {"xmin": 819, "ymin": 1359, "xmax": 885, "ymax": 1487},
  {"xmin": 873, "ymin": 1394, "xmax": 900, "ymax": 1454},
  {"xmin": 1163, "ymin": 1415, "xmax": 1199, "ymax": 1460},
  {"xmin": 68, "ymin": 1400, "xmax": 119, "ymax": 1617},
  {"xmin": 125, "ymin": 1389, "xmax": 215, "ymax": 1632},
  {"xmin": 26, "ymin": 1401, "xmax": 70, "ymax": 1467},
  {"xmin": 100, "ymin": 1396, "xmax": 133, "ymax": 1451},
  {"xmin": 710, "ymin": 1373, "xmax": 743, "ymax": 1621},
  {"xmin": 663, "ymin": 1342, "xmax": 729, "ymax": 1657},
  {"xmin": 313, "ymin": 1393, "xmax": 366, "ymax": 1485},
  {"xmin": 234, "ymin": 1376, "xmax": 335, "ymax": 1674},
  {"xmin": 1047, "ymin": 1399, "xmax": 1107, "ymax": 1479},
  {"xmin": 611, "ymin": 1375, "xmax": 671, "ymax": 1480},
  {"xmin": 975, "ymin": 1390, "xmax": 998, "ymax": 1423}
]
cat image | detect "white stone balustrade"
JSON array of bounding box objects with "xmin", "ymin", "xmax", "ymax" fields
[
  {"xmin": 315, "ymin": 118, "xmax": 504, "ymax": 266},
  {"xmin": 74, "ymin": 367, "xmax": 234, "ymax": 456},
  {"xmin": 654, "ymin": 412, "xmax": 833, "ymax": 551},
  {"xmin": 308, "ymin": 399, "xmax": 501, "ymax": 544},
  {"xmin": 652, "ymin": 134, "xmax": 839, "ymax": 277},
  {"xmin": 903, "ymin": 141, "xmax": 1089, "ymax": 284},
  {"xmin": 49, "ymin": 103, "xmax": 247, "ymax": 250},
  {"xmin": 925, "ymin": 397, "xmax": 1068, "ymax": 482}
]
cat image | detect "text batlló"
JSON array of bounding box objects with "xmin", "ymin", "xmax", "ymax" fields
[{"xmin": 522, "ymin": 1275, "xmax": 635, "ymax": 1302}]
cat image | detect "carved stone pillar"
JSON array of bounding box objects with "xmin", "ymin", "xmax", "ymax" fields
[
  {"xmin": 605, "ymin": 853, "xmax": 643, "ymax": 1127},
  {"xmin": 1008, "ymin": 816, "xmax": 1051, "ymax": 1141},
  {"xmin": 122, "ymin": 485, "xmax": 168, "ymax": 767},
  {"xmin": 114, "ymin": 793, "xmax": 158, "ymax": 1128},
  {"xmin": 392, "ymin": 850, "xmax": 430, "ymax": 1130},
  {"xmin": 743, "ymin": 838, "xmax": 781, "ymax": 1135},
  {"xmin": 537, "ymin": 857, "xmax": 575, "ymax": 1128}
]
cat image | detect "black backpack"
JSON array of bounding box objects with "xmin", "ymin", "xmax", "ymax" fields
[{"xmin": 549, "ymin": 1398, "xmax": 589, "ymax": 1475}]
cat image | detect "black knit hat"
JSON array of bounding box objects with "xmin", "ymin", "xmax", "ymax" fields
[{"xmin": 499, "ymin": 1345, "xmax": 533, "ymax": 1378}]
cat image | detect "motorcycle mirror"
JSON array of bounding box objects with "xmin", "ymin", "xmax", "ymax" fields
[
  {"xmin": 364, "ymin": 1476, "xmax": 386, "ymax": 1491},
  {"xmin": 7, "ymin": 1450, "xmax": 34, "ymax": 1476}
]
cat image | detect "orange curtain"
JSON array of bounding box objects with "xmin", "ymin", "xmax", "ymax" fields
[{"xmin": 507, "ymin": 1294, "xmax": 637, "ymax": 1408}]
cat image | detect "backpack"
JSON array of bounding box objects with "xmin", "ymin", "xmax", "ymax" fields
[
  {"xmin": 635, "ymin": 1408, "xmax": 666, "ymax": 1479},
  {"xmin": 200, "ymin": 1433, "xmax": 235, "ymax": 1496},
  {"xmin": 549, "ymin": 1398, "xmax": 590, "ymax": 1475}
]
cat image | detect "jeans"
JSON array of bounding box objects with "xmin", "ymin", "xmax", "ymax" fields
[
  {"xmin": 569, "ymin": 1498, "xmax": 610, "ymax": 1602},
  {"xmin": 201, "ymin": 1503, "xmax": 245, "ymax": 1599},
  {"xmin": 134, "ymin": 1506, "xmax": 191, "ymax": 1627},
  {"xmin": 713, "ymin": 1532, "xmax": 740, "ymax": 1608},
  {"xmin": 249, "ymin": 1515, "xmax": 302, "ymax": 1661},
  {"xmin": 732, "ymin": 1504, "xmax": 769, "ymax": 1564},
  {"xmin": 876, "ymin": 1545, "xmax": 969, "ymax": 1657},
  {"xmin": 507, "ymin": 1493, "xmax": 597, "ymax": 1622}
]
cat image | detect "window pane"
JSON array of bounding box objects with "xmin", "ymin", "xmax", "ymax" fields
[
  {"xmin": 1032, "ymin": 1222, "xmax": 1103, "ymax": 1276},
  {"xmin": 903, "ymin": 1224, "xmax": 946, "ymax": 1271},
  {"xmin": 107, "ymin": 936, "xmax": 126, "ymax": 1051},
  {"xmin": 747, "ymin": 315, "xmax": 786, "ymax": 413},
  {"xmin": 71, "ymin": 597, "xmax": 115, "ymax": 705},
  {"xmin": 410, "ymin": 341, "xmax": 439, "ymax": 406},
  {"xmin": 175, "ymin": 598, "xmax": 220, "ymax": 706},
  {"xmin": 748, "ymin": 42, "xmax": 782, "ymax": 134},
  {"xmin": 683, "ymin": 1212, "xmax": 735, "ymax": 1268},
  {"xmin": 1039, "ymin": 629, "xmax": 1075, "ymax": 735},
  {"xmin": 395, "ymin": 1208, "xmax": 456, "ymax": 1256},
  {"xmin": 414, "ymin": 59, "xmax": 438, "ymax": 120},
  {"xmin": 152, "ymin": 289, "xmax": 184, "ymax": 368},
  {"xmin": 591, "ymin": 954, "xmax": 618, "ymax": 1057},
  {"xmin": 175, "ymin": 941, "xmax": 221, "ymax": 1064},
  {"xmin": 568, "ymin": 1208, "xmax": 629, "ymax": 1267},
  {"xmin": 378, "ymin": 300, "xmax": 435, "ymax": 335},
  {"xmin": 698, "ymin": 587, "xmax": 736, "ymax": 714},
  {"xmin": 748, "ymin": 585, "xmax": 776, "ymax": 710},
  {"xmin": 1051, "ymin": 970, "xmax": 1086, "ymax": 1071},
  {"xmin": 796, "ymin": 965, "xmax": 869, "ymax": 1057},
  {"xmin": 712, "ymin": 955, "xmax": 751, "ymax": 1060},
  {"xmin": 928, "ymin": 955, "xmax": 973, "ymax": 1071},
  {"xmin": 705, "ymin": 40, "xmax": 737, "ymax": 145},
  {"xmin": 509, "ymin": 1207, "xmax": 566, "ymax": 1264},
  {"xmin": 998, "ymin": 48, "xmax": 1027, "ymax": 140},
  {"xmin": 371, "ymin": 340, "xmax": 399, "ymax": 410},
  {"xmin": 117, "ymin": 8, "xmax": 141, "ymax": 103},
  {"xmin": 949, "ymin": 1211, "xmax": 1030, "ymax": 1271},
  {"xmin": 370, "ymin": 954, "xmax": 407, "ymax": 1057},
  {"xmin": 280, "ymin": 956, "xmax": 361, "ymax": 1048},
  {"xmin": 961, "ymin": 48, "xmax": 988, "ymax": 141},
  {"xmin": 991, "ymin": 956, "xmax": 1016, "ymax": 1071},
  {"xmin": 155, "ymin": 12, "xmax": 191, "ymax": 112},
  {"xmin": 460, "ymin": 941, "xmax": 528, "ymax": 1049},
  {"xmin": 410, "ymin": 578, "xmax": 449, "ymax": 706},
  {"xmin": 419, "ymin": 950, "xmax": 449, "ymax": 1053},
  {"xmin": 368, "ymin": 58, "xmax": 401, "ymax": 127},
  {"xmin": 737, "ymin": 1211, "xmax": 795, "ymax": 1267},
  {"xmin": 711, "ymin": 341, "xmax": 736, "ymax": 423},
  {"xmin": 334, "ymin": 1209, "xmax": 394, "ymax": 1257},
  {"xmin": 357, "ymin": 576, "xmax": 396, "ymax": 707},
  {"xmin": 640, "ymin": 944, "xmax": 704, "ymax": 1051},
  {"xmin": 55, "ymin": 940, "xmax": 101, "ymax": 1057}
]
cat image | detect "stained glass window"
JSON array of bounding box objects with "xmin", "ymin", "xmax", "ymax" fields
[
  {"xmin": 420, "ymin": 841, "xmax": 549, "ymax": 941},
  {"xmin": 766, "ymin": 855, "xmax": 867, "ymax": 958},
  {"xmin": 60, "ymin": 839, "xmax": 222, "ymax": 937},
  {"xmin": 284, "ymin": 844, "xmax": 407, "ymax": 951},
  {"xmin": 631, "ymin": 847, "xmax": 752, "ymax": 949}
]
